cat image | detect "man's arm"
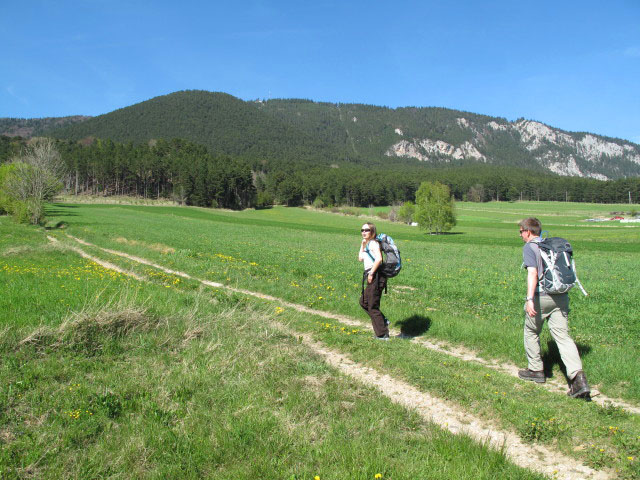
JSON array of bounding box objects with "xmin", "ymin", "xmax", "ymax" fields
[{"xmin": 526, "ymin": 267, "xmax": 538, "ymax": 316}]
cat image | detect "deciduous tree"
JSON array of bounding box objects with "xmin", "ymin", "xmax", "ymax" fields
[
  {"xmin": 2, "ymin": 138, "xmax": 65, "ymax": 224},
  {"xmin": 414, "ymin": 181, "xmax": 456, "ymax": 234}
]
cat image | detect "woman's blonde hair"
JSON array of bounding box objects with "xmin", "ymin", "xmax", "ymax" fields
[{"xmin": 363, "ymin": 222, "xmax": 377, "ymax": 238}]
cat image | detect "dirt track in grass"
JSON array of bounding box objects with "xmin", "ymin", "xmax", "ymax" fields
[
  {"xmin": 62, "ymin": 234, "xmax": 640, "ymax": 416},
  {"xmin": 49, "ymin": 234, "xmax": 626, "ymax": 479},
  {"xmin": 275, "ymin": 323, "xmax": 610, "ymax": 480}
]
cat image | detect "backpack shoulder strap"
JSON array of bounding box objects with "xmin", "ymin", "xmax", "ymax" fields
[{"xmin": 364, "ymin": 243, "xmax": 375, "ymax": 262}]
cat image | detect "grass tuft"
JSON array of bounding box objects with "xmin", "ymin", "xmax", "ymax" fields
[{"xmin": 18, "ymin": 293, "xmax": 156, "ymax": 354}]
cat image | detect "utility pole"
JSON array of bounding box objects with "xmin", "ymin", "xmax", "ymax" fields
[{"xmin": 630, "ymin": 191, "xmax": 632, "ymax": 204}]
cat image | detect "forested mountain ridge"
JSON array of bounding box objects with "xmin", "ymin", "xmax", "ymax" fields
[
  {"xmin": 257, "ymin": 99, "xmax": 640, "ymax": 179},
  {"xmin": 0, "ymin": 116, "xmax": 90, "ymax": 139},
  {"xmin": 2, "ymin": 90, "xmax": 639, "ymax": 179},
  {"xmin": 33, "ymin": 91, "xmax": 343, "ymax": 164}
]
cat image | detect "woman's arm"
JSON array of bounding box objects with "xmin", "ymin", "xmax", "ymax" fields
[
  {"xmin": 358, "ymin": 238, "xmax": 367, "ymax": 262},
  {"xmin": 370, "ymin": 241, "xmax": 382, "ymax": 274},
  {"xmin": 366, "ymin": 242, "xmax": 382, "ymax": 283}
]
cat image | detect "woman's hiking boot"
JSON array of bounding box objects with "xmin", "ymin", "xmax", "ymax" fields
[
  {"xmin": 518, "ymin": 368, "xmax": 546, "ymax": 383},
  {"xmin": 568, "ymin": 371, "xmax": 591, "ymax": 398}
]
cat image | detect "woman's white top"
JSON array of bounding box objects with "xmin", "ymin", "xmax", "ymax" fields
[{"xmin": 362, "ymin": 240, "xmax": 381, "ymax": 271}]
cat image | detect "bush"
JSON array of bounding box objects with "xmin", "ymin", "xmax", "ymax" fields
[
  {"xmin": 467, "ymin": 184, "xmax": 485, "ymax": 203},
  {"xmin": 255, "ymin": 191, "xmax": 274, "ymax": 209},
  {"xmin": 397, "ymin": 201, "xmax": 415, "ymax": 224},
  {"xmin": 340, "ymin": 207, "xmax": 360, "ymax": 216},
  {"xmin": 12, "ymin": 199, "xmax": 41, "ymax": 224},
  {"xmin": 388, "ymin": 206, "xmax": 398, "ymax": 222},
  {"xmin": 1, "ymin": 139, "xmax": 65, "ymax": 224},
  {"xmin": 0, "ymin": 164, "xmax": 15, "ymax": 215}
]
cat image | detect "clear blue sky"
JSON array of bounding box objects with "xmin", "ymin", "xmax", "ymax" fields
[{"xmin": 1, "ymin": 1, "xmax": 639, "ymax": 143}]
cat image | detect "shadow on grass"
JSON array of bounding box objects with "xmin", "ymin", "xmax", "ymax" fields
[
  {"xmin": 395, "ymin": 314, "xmax": 431, "ymax": 338},
  {"xmin": 44, "ymin": 221, "xmax": 68, "ymax": 230},
  {"xmin": 542, "ymin": 340, "xmax": 592, "ymax": 383},
  {"xmin": 46, "ymin": 204, "xmax": 79, "ymax": 217}
]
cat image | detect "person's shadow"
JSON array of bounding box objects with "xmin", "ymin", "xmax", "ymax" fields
[
  {"xmin": 395, "ymin": 315, "xmax": 431, "ymax": 338},
  {"xmin": 541, "ymin": 340, "xmax": 592, "ymax": 384}
]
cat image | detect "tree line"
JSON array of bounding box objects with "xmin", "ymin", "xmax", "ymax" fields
[
  {"xmin": 1, "ymin": 135, "xmax": 639, "ymax": 220},
  {"xmin": 257, "ymin": 159, "xmax": 640, "ymax": 206}
]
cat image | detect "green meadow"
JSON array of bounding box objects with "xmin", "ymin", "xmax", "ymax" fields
[{"xmin": 1, "ymin": 201, "xmax": 639, "ymax": 478}]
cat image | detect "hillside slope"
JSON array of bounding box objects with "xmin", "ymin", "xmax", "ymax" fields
[
  {"xmin": 258, "ymin": 99, "xmax": 640, "ymax": 179},
  {"xmin": 0, "ymin": 116, "xmax": 90, "ymax": 138},
  {"xmin": 43, "ymin": 91, "xmax": 342, "ymax": 163},
  {"xmin": 4, "ymin": 90, "xmax": 639, "ymax": 179}
]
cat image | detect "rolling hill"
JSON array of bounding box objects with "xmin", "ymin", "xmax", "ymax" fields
[{"xmin": 2, "ymin": 90, "xmax": 639, "ymax": 179}]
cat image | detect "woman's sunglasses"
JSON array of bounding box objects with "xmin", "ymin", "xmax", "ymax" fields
[{"xmin": 361, "ymin": 228, "xmax": 371, "ymax": 232}]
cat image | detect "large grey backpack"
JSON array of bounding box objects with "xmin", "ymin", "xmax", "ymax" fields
[
  {"xmin": 377, "ymin": 233, "xmax": 402, "ymax": 278},
  {"xmin": 364, "ymin": 233, "xmax": 402, "ymax": 278},
  {"xmin": 534, "ymin": 237, "xmax": 587, "ymax": 296}
]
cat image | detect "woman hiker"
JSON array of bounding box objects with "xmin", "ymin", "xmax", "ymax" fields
[{"xmin": 358, "ymin": 222, "xmax": 390, "ymax": 340}]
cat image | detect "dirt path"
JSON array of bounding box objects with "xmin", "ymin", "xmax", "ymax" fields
[
  {"xmin": 47, "ymin": 236, "xmax": 145, "ymax": 281},
  {"xmin": 62, "ymin": 234, "xmax": 640, "ymax": 415},
  {"xmin": 275, "ymin": 323, "xmax": 610, "ymax": 480},
  {"xmin": 58, "ymin": 234, "xmax": 614, "ymax": 479}
]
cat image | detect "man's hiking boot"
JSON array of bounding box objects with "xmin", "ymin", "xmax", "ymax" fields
[
  {"xmin": 568, "ymin": 371, "xmax": 591, "ymax": 398},
  {"xmin": 518, "ymin": 368, "xmax": 546, "ymax": 383},
  {"xmin": 376, "ymin": 334, "xmax": 390, "ymax": 341}
]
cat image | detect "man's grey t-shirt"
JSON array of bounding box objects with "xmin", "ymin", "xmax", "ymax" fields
[{"xmin": 523, "ymin": 239, "xmax": 545, "ymax": 294}]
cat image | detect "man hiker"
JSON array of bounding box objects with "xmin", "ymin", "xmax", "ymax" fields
[{"xmin": 517, "ymin": 217, "xmax": 590, "ymax": 398}]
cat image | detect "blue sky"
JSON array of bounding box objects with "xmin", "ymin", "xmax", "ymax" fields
[{"xmin": 1, "ymin": 1, "xmax": 639, "ymax": 143}]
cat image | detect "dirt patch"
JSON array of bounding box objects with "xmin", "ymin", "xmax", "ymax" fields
[
  {"xmin": 2, "ymin": 245, "xmax": 37, "ymax": 256},
  {"xmin": 393, "ymin": 285, "xmax": 417, "ymax": 291},
  {"xmin": 302, "ymin": 374, "xmax": 330, "ymax": 395},
  {"xmin": 113, "ymin": 236, "xmax": 175, "ymax": 254},
  {"xmin": 0, "ymin": 428, "xmax": 15, "ymax": 443}
]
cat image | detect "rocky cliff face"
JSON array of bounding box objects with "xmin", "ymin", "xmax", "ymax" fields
[
  {"xmin": 388, "ymin": 138, "xmax": 486, "ymax": 163},
  {"xmin": 386, "ymin": 117, "xmax": 640, "ymax": 179}
]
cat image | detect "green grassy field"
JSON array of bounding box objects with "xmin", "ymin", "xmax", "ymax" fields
[
  {"xmin": 43, "ymin": 201, "xmax": 640, "ymax": 399},
  {"xmin": 1, "ymin": 200, "xmax": 639, "ymax": 478}
]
